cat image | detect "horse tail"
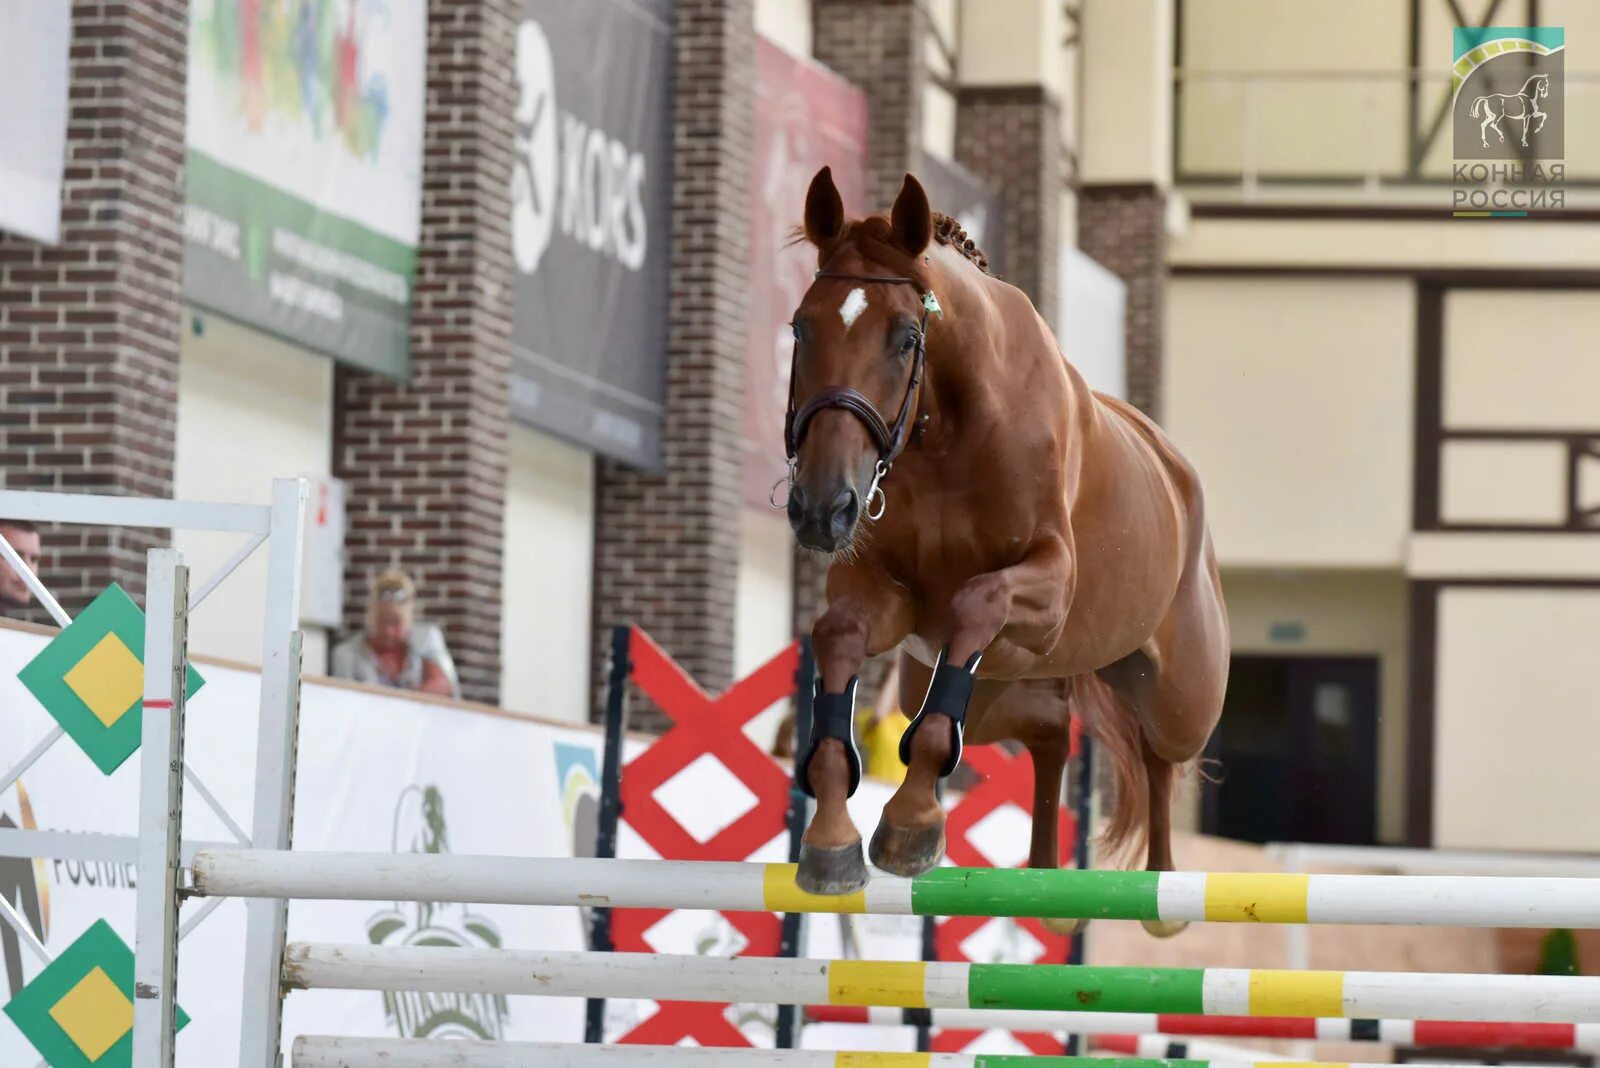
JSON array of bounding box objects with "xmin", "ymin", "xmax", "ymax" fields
[
  {"xmin": 1471, "ymin": 96, "xmax": 1486, "ymax": 118},
  {"xmin": 1070, "ymin": 671, "xmax": 1150, "ymax": 868}
]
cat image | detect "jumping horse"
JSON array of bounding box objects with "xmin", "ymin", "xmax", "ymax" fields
[{"xmin": 782, "ymin": 168, "xmax": 1229, "ymax": 934}]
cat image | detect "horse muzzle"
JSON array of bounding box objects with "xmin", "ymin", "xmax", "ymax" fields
[{"xmin": 788, "ymin": 481, "xmax": 861, "ymax": 553}]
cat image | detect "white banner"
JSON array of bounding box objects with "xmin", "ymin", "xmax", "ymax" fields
[{"xmin": 0, "ymin": 2, "xmax": 71, "ymax": 243}]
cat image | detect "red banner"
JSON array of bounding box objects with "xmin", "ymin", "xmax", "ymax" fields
[{"xmin": 743, "ymin": 37, "xmax": 870, "ymax": 510}]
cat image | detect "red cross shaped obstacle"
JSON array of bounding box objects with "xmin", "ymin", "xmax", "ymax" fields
[
  {"xmin": 610, "ymin": 626, "xmax": 801, "ymax": 1047},
  {"xmin": 931, "ymin": 721, "xmax": 1082, "ymax": 1056}
]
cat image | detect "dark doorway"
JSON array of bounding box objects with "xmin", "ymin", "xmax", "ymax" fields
[{"xmin": 1201, "ymin": 655, "xmax": 1379, "ymax": 846}]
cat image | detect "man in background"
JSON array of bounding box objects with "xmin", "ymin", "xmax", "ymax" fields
[
  {"xmin": 0, "ymin": 520, "xmax": 41, "ymax": 619},
  {"xmin": 331, "ymin": 568, "xmax": 460, "ymax": 699}
]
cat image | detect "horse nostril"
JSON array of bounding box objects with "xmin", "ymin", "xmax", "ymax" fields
[{"xmin": 827, "ymin": 488, "xmax": 858, "ymax": 533}]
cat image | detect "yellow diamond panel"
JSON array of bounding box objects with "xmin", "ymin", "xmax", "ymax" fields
[
  {"xmin": 62, "ymin": 633, "xmax": 144, "ymax": 728},
  {"xmin": 47, "ymin": 965, "xmax": 133, "ymax": 1062}
]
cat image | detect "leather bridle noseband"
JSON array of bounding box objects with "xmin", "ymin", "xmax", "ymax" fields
[{"xmin": 779, "ymin": 270, "xmax": 937, "ymax": 521}]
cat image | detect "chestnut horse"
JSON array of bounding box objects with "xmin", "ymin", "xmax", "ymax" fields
[{"xmin": 783, "ymin": 168, "xmax": 1228, "ymax": 933}]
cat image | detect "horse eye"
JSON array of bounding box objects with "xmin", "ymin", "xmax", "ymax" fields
[{"xmin": 898, "ymin": 332, "xmax": 918, "ymax": 354}]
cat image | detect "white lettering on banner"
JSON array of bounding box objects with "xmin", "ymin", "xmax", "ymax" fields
[
  {"xmin": 560, "ymin": 114, "xmax": 649, "ymax": 272},
  {"xmin": 268, "ymin": 272, "xmax": 345, "ymax": 322},
  {"xmin": 272, "ymin": 228, "xmax": 409, "ymax": 303},
  {"xmin": 592, "ymin": 410, "xmax": 645, "ymax": 451},
  {"xmin": 184, "ymin": 205, "xmax": 241, "ymax": 260},
  {"xmin": 512, "ymin": 17, "xmax": 650, "ymax": 276}
]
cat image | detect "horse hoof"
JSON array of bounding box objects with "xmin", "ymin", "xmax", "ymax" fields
[
  {"xmin": 1141, "ymin": 918, "xmax": 1189, "ymax": 939},
  {"xmin": 868, "ymin": 818, "xmax": 945, "ymax": 877},
  {"xmin": 1039, "ymin": 915, "xmax": 1088, "ymax": 937},
  {"xmin": 796, "ymin": 840, "xmax": 869, "ymax": 895}
]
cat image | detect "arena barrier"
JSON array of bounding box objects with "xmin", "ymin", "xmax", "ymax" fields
[
  {"xmin": 190, "ymin": 848, "xmax": 1600, "ymax": 928},
  {"xmin": 805, "ymin": 1006, "xmax": 1600, "ymax": 1052},
  {"xmin": 286, "ymin": 1037, "xmax": 1553, "ymax": 1068},
  {"xmin": 278, "ymin": 943, "xmax": 1600, "ymax": 1023}
]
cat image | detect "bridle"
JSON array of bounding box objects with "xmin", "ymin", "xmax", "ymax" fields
[{"xmin": 777, "ymin": 270, "xmax": 939, "ymax": 521}]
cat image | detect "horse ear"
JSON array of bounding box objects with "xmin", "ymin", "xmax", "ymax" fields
[
  {"xmin": 890, "ymin": 174, "xmax": 932, "ymax": 257},
  {"xmin": 804, "ymin": 166, "xmax": 845, "ymax": 247}
]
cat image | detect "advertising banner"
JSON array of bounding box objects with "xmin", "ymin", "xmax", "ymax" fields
[
  {"xmin": 183, "ymin": 0, "xmax": 428, "ymax": 376},
  {"xmin": 0, "ymin": 4, "xmax": 71, "ymax": 244},
  {"xmin": 509, "ymin": 0, "xmax": 673, "ymax": 468}
]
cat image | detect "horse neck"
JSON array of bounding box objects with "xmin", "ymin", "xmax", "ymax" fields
[{"xmin": 1524, "ymin": 75, "xmax": 1544, "ymax": 95}]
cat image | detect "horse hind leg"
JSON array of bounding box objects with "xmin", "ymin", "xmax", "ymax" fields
[{"xmin": 1096, "ymin": 583, "xmax": 1228, "ymax": 937}]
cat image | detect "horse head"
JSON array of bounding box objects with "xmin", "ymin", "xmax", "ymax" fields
[
  {"xmin": 1532, "ymin": 73, "xmax": 1550, "ymax": 98},
  {"xmin": 784, "ymin": 166, "xmax": 935, "ymax": 553}
]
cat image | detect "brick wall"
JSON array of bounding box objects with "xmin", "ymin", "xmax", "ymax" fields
[
  {"xmin": 1077, "ymin": 183, "xmax": 1166, "ymax": 418},
  {"xmin": 333, "ymin": 0, "xmax": 518, "ymax": 704},
  {"xmin": 591, "ymin": 0, "xmax": 755, "ymax": 729},
  {"xmin": 813, "ymin": 0, "xmax": 924, "ymax": 210},
  {"xmin": 956, "ymin": 86, "xmax": 1063, "ymax": 326},
  {"xmin": 0, "ymin": 1, "xmax": 187, "ymax": 610}
]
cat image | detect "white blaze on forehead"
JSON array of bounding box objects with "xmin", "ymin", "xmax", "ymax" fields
[{"xmin": 839, "ymin": 287, "xmax": 869, "ymax": 330}]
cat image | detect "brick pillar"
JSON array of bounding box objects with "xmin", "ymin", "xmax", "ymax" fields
[
  {"xmin": 591, "ymin": 0, "xmax": 755, "ymax": 729},
  {"xmin": 0, "ymin": 2, "xmax": 187, "ymax": 610},
  {"xmin": 795, "ymin": 0, "xmax": 929, "ymax": 641},
  {"xmin": 334, "ymin": 0, "xmax": 517, "ymax": 704},
  {"xmin": 955, "ymin": 87, "xmax": 1063, "ymax": 325},
  {"xmin": 813, "ymin": 0, "xmax": 925, "ymax": 211},
  {"xmin": 1077, "ymin": 185, "xmax": 1166, "ymax": 417}
]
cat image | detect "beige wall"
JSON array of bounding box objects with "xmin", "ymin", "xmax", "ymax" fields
[
  {"xmin": 1221, "ymin": 568, "xmax": 1409, "ymax": 844},
  {"xmin": 1408, "ymin": 532, "xmax": 1600, "ymax": 581},
  {"xmin": 737, "ymin": 510, "xmax": 797, "ymax": 750},
  {"xmin": 1171, "ymin": 218, "xmax": 1600, "ymax": 271},
  {"xmin": 501, "ymin": 425, "xmax": 594, "ymax": 724},
  {"xmin": 1165, "ymin": 277, "xmax": 1414, "ymax": 569},
  {"xmin": 1440, "ymin": 440, "xmax": 1567, "ymax": 526},
  {"xmin": 174, "ymin": 312, "xmax": 333, "ymax": 671},
  {"xmin": 1444, "ymin": 290, "xmax": 1600, "ymax": 430},
  {"xmin": 754, "ymin": 0, "xmax": 811, "ymax": 57},
  {"xmin": 1079, "ymin": 0, "xmax": 1172, "ymax": 185},
  {"xmin": 1178, "ymin": 0, "xmax": 1409, "ymax": 178},
  {"xmin": 1434, "ymin": 586, "xmax": 1600, "ymax": 851},
  {"xmin": 959, "ymin": 0, "xmax": 1070, "ymax": 100}
]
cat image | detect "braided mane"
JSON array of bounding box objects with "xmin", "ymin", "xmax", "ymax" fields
[{"xmin": 932, "ymin": 212, "xmax": 990, "ymax": 274}]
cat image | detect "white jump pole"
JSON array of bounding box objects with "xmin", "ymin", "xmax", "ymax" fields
[
  {"xmin": 280, "ymin": 943, "xmax": 1600, "ymax": 1024},
  {"xmin": 288, "ymin": 1037, "xmax": 1504, "ymax": 1068},
  {"xmin": 192, "ymin": 849, "xmax": 1600, "ymax": 928}
]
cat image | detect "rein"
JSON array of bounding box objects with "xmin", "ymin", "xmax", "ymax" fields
[{"xmin": 778, "ymin": 269, "xmax": 938, "ymax": 520}]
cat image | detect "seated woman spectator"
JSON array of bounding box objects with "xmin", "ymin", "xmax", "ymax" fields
[{"xmin": 331, "ymin": 569, "xmax": 460, "ymax": 699}]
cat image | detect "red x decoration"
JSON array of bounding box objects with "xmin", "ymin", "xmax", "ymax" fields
[
  {"xmin": 610, "ymin": 627, "xmax": 800, "ymax": 1047},
  {"xmin": 932, "ymin": 723, "xmax": 1081, "ymax": 1056}
]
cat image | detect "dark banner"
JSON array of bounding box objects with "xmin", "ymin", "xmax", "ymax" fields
[
  {"xmin": 918, "ymin": 152, "xmax": 1006, "ymax": 280},
  {"xmin": 184, "ymin": 0, "xmax": 427, "ymax": 377},
  {"xmin": 745, "ymin": 37, "xmax": 870, "ymax": 510},
  {"xmin": 509, "ymin": 0, "xmax": 672, "ymax": 469}
]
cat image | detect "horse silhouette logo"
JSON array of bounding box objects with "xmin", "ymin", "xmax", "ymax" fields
[
  {"xmin": 366, "ymin": 784, "xmax": 509, "ymax": 1040},
  {"xmin": 1470, "ymin": 73, "xmax": 1551, "ymax": 148},
  {"xmin": 1452, "ymin": 27, "xmax": 1564, "ymax": 160}
]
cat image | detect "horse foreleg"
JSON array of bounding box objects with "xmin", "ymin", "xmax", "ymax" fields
[
  {"xmin": 872, "ymin": 538, "xmax": 1073, "ymax": 877},
  {"xmin": 795, "ymin": 597, "xmax": 876, "ymax": 894}
]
